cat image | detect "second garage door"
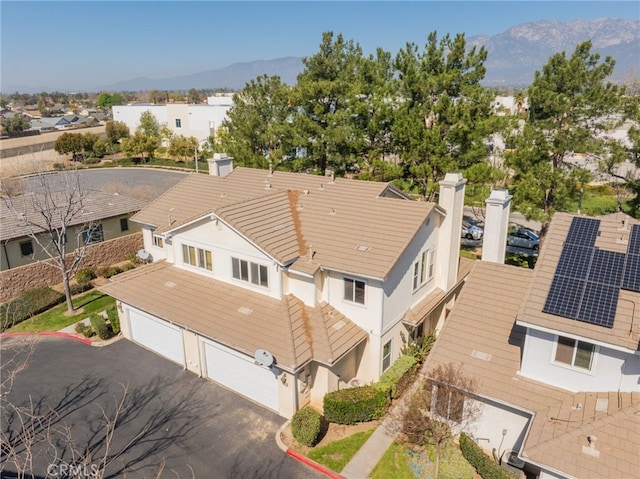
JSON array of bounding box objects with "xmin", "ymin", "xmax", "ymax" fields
[
  {"xmin": 128, "ymin": 309, "xmax": 185, "ymax": 367},
  {"xmin": 202, "ymin": 339, "xmax": 279, "ymax": 412}
]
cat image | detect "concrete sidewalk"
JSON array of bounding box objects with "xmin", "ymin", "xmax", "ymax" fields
[{"xmin": 341, "ymin": 371, "xmax": 426, "ymax": 479}]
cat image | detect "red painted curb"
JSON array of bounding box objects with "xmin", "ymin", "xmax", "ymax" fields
[
  {"xmin": 0, "ymin": 331, "xmax": 92, "ymax": 345},
  {"xmin": 286, "ymin": 448, "xmax": 346, "ymax": 479}
]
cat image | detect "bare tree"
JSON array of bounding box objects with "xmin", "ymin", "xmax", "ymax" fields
[
  {"xmin": 400, "ymin": 362, "xmax": 480, "ymax": 478},
  {"xmin": 1, "ymin": 169, "xmax": 99, "ymax": 314}
]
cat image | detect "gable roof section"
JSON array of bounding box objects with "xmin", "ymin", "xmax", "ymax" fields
[
  {"xmin": 518, "ymin": 212, "xmax": 640, "ymax": 352},
  {"xmin": 1, "ymin": 190, "xmax": 145, "ymax": 241},
  {"xmin": 425, "ymin": 261, "xmax": 639, "ymax": 479},
  {"xmin": 131, "ymin": 167, "xmax": 436, "ymax": 279},
  {"xmin": 99, "ymin": 261, "xmax": 366, "ymax": 371}
]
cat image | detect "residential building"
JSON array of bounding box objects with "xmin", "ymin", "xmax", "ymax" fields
[
  {"xmin": 112, "ymin": 96, "xmax": 234, "ymax": 142},
  {"xmin": 1, "ymin": 190, "xmax": 144, "ymax": 271},
  {"xmin": 100, "ymin": 160, "xmax": 473, "ymax": 418},
  {"xmin": 424, "ymin": 201, "xmax": 640, "ymax": 479}
]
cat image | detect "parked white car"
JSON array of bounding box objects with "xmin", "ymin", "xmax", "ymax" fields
[
  {"xmin": 462, "ymin": 221, "xmax": 484, "ymax": 240},
  {"xmin": 507, "ymin": 228, "xmax": 540, "ymax": 250}
]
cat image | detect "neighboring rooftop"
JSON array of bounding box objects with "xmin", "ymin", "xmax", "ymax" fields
[
  {"xmin": 425, "ymin": 260, "xmax": 640, "ymax": 479},
  {"xmin": 131, "ymin": 167, "xmax": 441, "ymax": 279},
  {"xmin": 1, "ymin": 190, "xmax": 145, "ymax": 241}
]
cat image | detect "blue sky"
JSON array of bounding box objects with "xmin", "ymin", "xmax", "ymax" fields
[{"xmin": 2, "ymin": 1, "xmax": 638, "ymax": 92}]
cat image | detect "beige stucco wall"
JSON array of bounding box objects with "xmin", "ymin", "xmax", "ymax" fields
[{"xmin": 0, "ymin": 232, "xmax": 142, "ymax": 302}]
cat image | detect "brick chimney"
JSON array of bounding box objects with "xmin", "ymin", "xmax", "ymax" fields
[
  {"xmin": 438, "ymin": 173, "xmax": 466, "ymax": 291},
  {"xmin": 482, "ymin": 189, "xmax": 512, "ymax": 264}
]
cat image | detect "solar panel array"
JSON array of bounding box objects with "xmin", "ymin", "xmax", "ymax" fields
[{"xmin": 543, "ymin": 217, "xmax": 639, "ymax": 329}]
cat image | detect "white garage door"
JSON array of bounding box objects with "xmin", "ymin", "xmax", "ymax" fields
[
  {"xmin": 203, "ymin": 340, "xmax": 279, "ymax": 412},
  {"xmin": 129, "ymin": 309, "xmax": 185, "ymax": 367}
]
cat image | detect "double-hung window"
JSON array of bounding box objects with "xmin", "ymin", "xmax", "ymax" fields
[
  {"xmin": 413, "ymin": 249, "xmax": 435, "ymax": 291},
  {"xmin": 382, "ymin": 340, "xmax": 392, "ymax": 371},
  {"xmin": 175, "ymin": 118, "xmax": 182, "ymax": 128},
  {"xmin": 120, "ymin": 218, "xmax": 129, "ymax": 232},
  {"xmin": 153, "ymin": 235, "xmax": 164, "ymax": 248},
  {"xmin": 554, "ymin": 336, "xmax": 595, "ymax": 371},
  {"xmin": 183, "ymin": 244, "xmax": 213, "ymax": 271},
  {"xmin": 232, "ymin": 258, "xmax": 268, "ymax": 287},
  {"xmin": 82, "ymin": 224, "xmax": 104, "ymax": 245},
  {"xmin": 344, "ymin": 277, "xmax": 365, "ymax": 305}
]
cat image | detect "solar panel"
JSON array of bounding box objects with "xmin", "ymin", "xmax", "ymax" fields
[
  {"xmin": 622, "ymin": 254, "xmax": 640, "ymax": 292},
  {"xmin": 588, "ymin": 249, "xmax": 625, "ymax": 286},
  {"xmin": 565, "ymin": 217, "xmax": 600, "ymax": 246},
  {"xmin": 628, "ymin": 224, "xmax": 640, "ymax": 255},
  {"xmin": 577, "ymin": 283, "xmax": 619, "ymax": 328},
  {"xmin": 555, "ymin": 244, "xmax": 594, "ymax": 279},
  {"xmin": 543, "ymin": 276, "xmax": 585, "ymax": 319}
]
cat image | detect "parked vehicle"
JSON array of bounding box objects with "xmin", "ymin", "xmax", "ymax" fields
[
  {"xmin": 462, "ymin": 221, "xmax": 484, "ymax": 240},
  {"xmin": 507, "ymin": 228, "xmax": 540, "ymax": 250}
]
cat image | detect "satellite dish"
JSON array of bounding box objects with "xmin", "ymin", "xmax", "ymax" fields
[
  {"xmin": 137, "ymin": 249, "xmax": 150, "ymax": 262},
  {"xmin": 254, "ymin": 349, "xmax": 274, "ymax": 367}
]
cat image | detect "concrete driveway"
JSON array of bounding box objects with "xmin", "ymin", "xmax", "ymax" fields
[{"xmin": 0, "ymin": 337, "xmax": 322, "ymax": 479}]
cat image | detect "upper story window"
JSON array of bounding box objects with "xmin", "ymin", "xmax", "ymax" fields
[
  {"xmin": 153, "ymin": 235, "xmax": 164, "ymax": 248},
  {"xmin": 82, "ymin": 224, "xmax": 104, "ymax": 245},
  {"xmin": 554, "ymin": 336, "xmax": 595, "ymax": 371},
  {"xmin": 183, "ymin": 244, "xmax": 212, "ymax": 271},
  {"xmin": 382, "ymin": 340, "xmax": 392, "ymax": 371},
  {"xmin": 344, "ymin": 277, "xmax": 365, "ymax": 305},
  {"xmin": 413, "ymin": 249, "xmax": 435, "ymax": 291},
  {"xmin": 20, "ymin": 240, "xmax": 34, "ymax": 257},
  {"xmin": 175, "ymin": 118, "xmax": 182, "ymax": 128},
  {"xmin": 120, "ymin": 217, "xmax": 129, "ymax": 232},
  {"xmin": 232, "ymin": 257, "xmax": 268, "ymax": 287}
]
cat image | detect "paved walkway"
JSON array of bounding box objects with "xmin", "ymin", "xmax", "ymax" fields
[{"xmin": 341, "ymin": 370, "xmax": 426, "ymax": 479}]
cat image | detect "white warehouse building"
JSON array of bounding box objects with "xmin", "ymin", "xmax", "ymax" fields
[{"xmin": 112, "ymin": 95, "xmax": 234, "ymax": 142}]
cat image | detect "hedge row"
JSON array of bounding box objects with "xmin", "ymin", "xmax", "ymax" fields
[
  {"xmin": 0, "ymin": 286, "xmax": 65, "ymax": 331},
  {"xmin": 374, "ymin": 354, "xmax": 417, "ymax": 399},
  {"xmin": 460, "ymin": 433, "xmax": 518, "ymax": 479},
  {"xmin": 291, "ymin": 406, "xmax": 324, "ymax": 446},
  {"xmin": 323, "ymin": 385, "xmax": 390, "ymax": 424}
]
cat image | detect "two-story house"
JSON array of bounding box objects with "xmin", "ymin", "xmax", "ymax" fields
[
  {"xmin": 100, "ymin": 157, "xmax": 472, "ymax": 418},
  {"xmin": 424, "ymin": 200, "xmax": 639, "ymax": 479}
]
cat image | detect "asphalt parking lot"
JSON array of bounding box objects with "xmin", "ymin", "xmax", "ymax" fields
[{"xmin": 0, "ymin": 336, "xmax": 322, "ymax": 479}]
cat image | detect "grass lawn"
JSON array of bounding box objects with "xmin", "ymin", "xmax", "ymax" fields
[
  {"xmin": 370, "ymin": 441, "xmax": 415, "ymax": 479},
  {"xmin": 306, "ymin": 428, "xmax": 374, "ymax": 472},
  {"xmin": 7, "ymin": 290, "xmax": 115, "ymax": 333},
  {"xmin": 370, "ymin": 441, "xmax": 476, "ymax": 479}
]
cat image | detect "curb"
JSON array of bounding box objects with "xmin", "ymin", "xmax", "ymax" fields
[
  {"xmin": 0, "ymin": 331, "xmax": 92, "ymax": 345},
  {"xmin": 275, "ymin": 420, "xmax": 346, "ymax": 479}
]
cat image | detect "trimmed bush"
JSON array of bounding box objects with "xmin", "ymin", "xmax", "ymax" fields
[
  {"xmin": 291, "ymin": 406, "xmax": 324, "ymax": 446},
  {"xmin": 323, "ymin": 385, "xmax": 390, "ymax": 425},
  {"xmin": 460, "ymin": 433, "xmax": 518, "ymax": 479},
  {"xmin": 374, "ymin": 354, "xmax": 417, "ymax": 399},
  {"xmin": 0, "ymin": 286, "xmax": 65, "ymax": 331},
  {"xmin": 106, "ymin": 306, "xmax": 120, "ymax": 334},
  {"xmin": 74, "ymin": 322, "xmax": 94, "ymax": 338},
  {"xmin": 89, "ymin": 313, "xmax": 111, "ymax": 340},
  {"xmin": 70, "ymin": 282, "xmax": 93, "ymax": 295},
  {"xmin": 119, "ymin": 261, "xmax": 136, "ymax": 272},
  {"xmin": 76, "ymin": 267, "xmax": 97, "ymax": 284},
  {"xmin": 97, "ymin": 266, "xmax": 122, "ymax": 278}
]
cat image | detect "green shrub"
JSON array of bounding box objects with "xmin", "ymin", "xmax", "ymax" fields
[
  {"xmin": 0, "ymin": 286, "xmax": 65, "ymax": 331},
  {"xmin": 323, "ymin": 385, "xmax": 390, "ymax": 425},
  {"xmin": 291, "ymin": 406, "xmax": 324, "ymax": 446},
  {"xmin": 106, "ymin": 306, "xmax": 120, "ymax": 334},
  {"xmin": 83, "ymin": 157, "xmax": 101, "ymax": 164},
  {"xmin": 97, "ymin": 266, "xmax": 122, "ymax": 278},
  {"xmin": 70, "ymin": 282, "xmax": 93, "ymax": 295},
  {"xmin": 89, "ymin": 313, "xmax": 111, "ymax": 340},
  {"xmin": 119, "ymin": 262, "xmax": 136, "ymax": 272},
  {"xmin": 459, "ymin": 433, "xmax": 518, "ymax": 479},
  {"xmin": 74, "ymin": 322, "xmax": 94, "ymax": 338},
  {"xmin": 401, "ymin": 334, "xmax": 436, "ymax": 363},
  {"xmin": 76, "ymin": 267, "xmax": 97, "ymax": 284},
  {"xmin": 374, "ymin": 355, "xmax": 417, "ymax": 399}
]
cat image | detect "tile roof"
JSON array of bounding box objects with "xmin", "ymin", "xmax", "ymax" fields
[
  {"xmin": 131, "ymin": 167, "xmax": 437, "ymax": 279},
  {"xmin": 518, "ymin": 212, "xmax": 640, "ymax": 352},
  {"xmin": 1, "ymin": 190, "xmax": 145, "ymax": 241},
  {"xmin": 425, "ymin": 260, "xmax": 640, "ymax": 479},
  {"xmin": 99, "ymin": 261, "xmax": 366, "ymax": 371}
]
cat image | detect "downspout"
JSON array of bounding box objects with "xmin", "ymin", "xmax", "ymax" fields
[{"xmin": 2, "ymin": 241, "xmax": 10, "ymax": 270}]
